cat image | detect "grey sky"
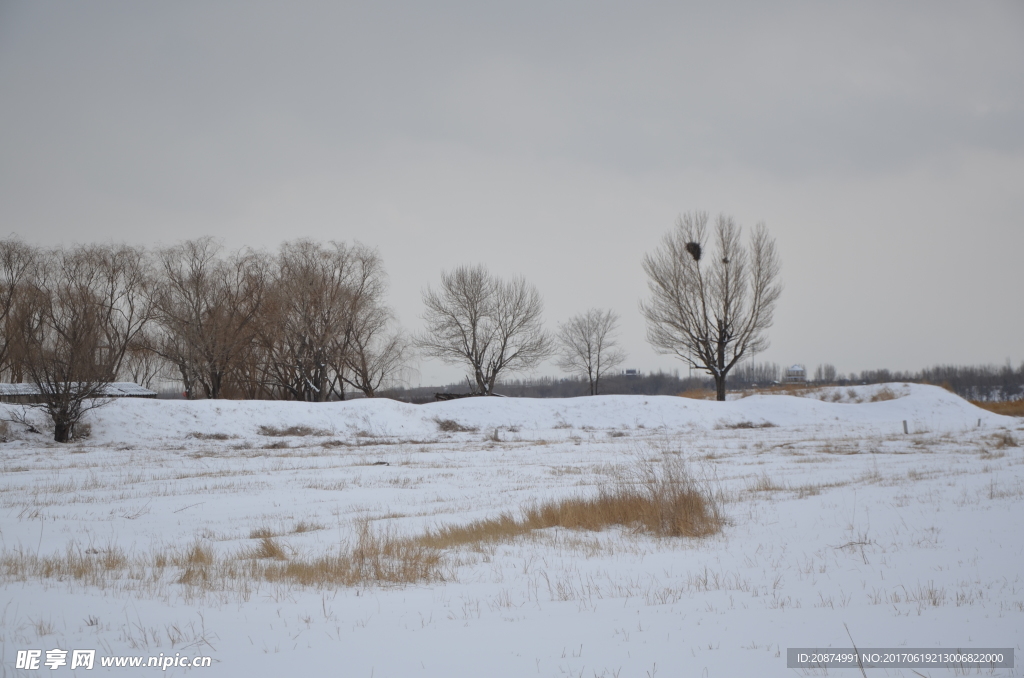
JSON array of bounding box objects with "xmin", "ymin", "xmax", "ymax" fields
[{"xmin": 2, "ymin": 1, "xmax": 1022, "ymax": 386}]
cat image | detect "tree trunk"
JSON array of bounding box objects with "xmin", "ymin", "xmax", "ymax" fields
[
  {"xmin": 54, "ymin": 420, "xmax": 71, "ymax": 443},
  {"xmin": 715, "ymin": 375, "xmax": 726, "ymax": 401}
]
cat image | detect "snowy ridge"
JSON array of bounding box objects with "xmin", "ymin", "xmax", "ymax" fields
[{"xmin": 40, "ymin": 383, "xmax": 1009, "ymax": 445}]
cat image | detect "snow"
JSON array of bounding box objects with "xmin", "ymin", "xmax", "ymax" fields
[{"xmin": 1, "ymin": 383, "xmax": 1021, "ymax": 676}]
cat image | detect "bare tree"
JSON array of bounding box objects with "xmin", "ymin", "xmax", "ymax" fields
[
  {"xmin": 15, "ymin": 245, "xmax": 151, "ymax": 441},
  {"xmin": 150, "ymin": 238, "xmax": 266, "ymax": 399},
  {"xmin": 814, "ymin": 363, "xmax": 837, "ymax": 384},
  {"xmin": 555, "ymin": 308, "xmax": 626, "ymax": 395},
  {"xmin": 0, "ymin": 237, "xmax": 39, "ymax": 382},
  {"xmin": 641, "ymin": 212, "xmax": 781, "ymax": 401},
  {"xmin": 257, "ymin": 240, "xmax": 355, "ymax": 401},
  {"xmin": 343, "ymin": 325, "xmax": 412, "ymax": 398},
  {"xmin": 418, "ymin": 265, "xmax": 551, "ymax": 395},
  {"xmin": 339, "ymin": 253, "xmax": 412, "ymax": 398}
]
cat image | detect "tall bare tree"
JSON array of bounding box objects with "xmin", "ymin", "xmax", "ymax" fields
[
  {"xmin": 253, "ymin": 240, "xmax": 410, "ymax": 400},
  {"xmin": 14, "ymin": 244, "xmax": 151, "ymax": 441},
  {"xmin": 150, "ymin": 238, "xmax": 267, "ymax": 399},
  {"xmin": 0, "ymin": 238, "xmax": 39, "ymax": 382},
  {"xmin": 555, "ymin": 308, "xmax": 626, "ymax": 395},
  {"xmin": 339, "ymin": 251, "xmax": 412, "ymax": 398},
  {"xmin": 257, "ymin": 240, "xmax": 355, "ymax": 401},
  {"xmin": 418, "ymin": 265, "xmax": 551, "ymax": 395},
  {"xmin": 641, "ymin": 212, "xmax": 781, "ymax": 401}
]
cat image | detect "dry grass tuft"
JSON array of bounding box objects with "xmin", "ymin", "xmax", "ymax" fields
[
  {"xmin": 434, "ymin": 418, "xmax": 478, "ymax": 433},
  {"xmin": 870, "ymin": 387, "xmax": 898, "ymax": 402},
  {"xmin": 241, "ymin": 537, "xmax": 288, "ymax": 560},
  {"xmin": 723, "ymin": 421, "xmax": 777, "ymax": 429},
  {"xmin": 258, "ymin": 425, "xmax": 332, "ymax": 437},
  {"xmin": 257, "ymin": 520, "xmax": 445, "ymax": 587},
  {"xmin": 419, "ymin": 455, "xmax": 723, "ymax": 548},
  {"xmin": 747, "ymin": 472, "xmax": 787, "ymax": 493},
  {"xmin": 188, "ymin": 432, "xmax": 234, "ymax": 440},
  {"xmin": 177, "ymin": 541, "xmax": 214, "ymax": 567},
  {"xmin": 678, "ymin": 388, "xmax": 714, "ymax": 400},
  {"xmin": 292, "ymin": 520, "xmax": 325, "ymax": 534},
  {"xmin": 249, "ymin": 526, "xmax": 276, "ymax": 539},
  {"xmin": 972, "ymin": 400, "xmax": 1024, "ymax": 417},
  {"xmin": 991, "ymin": 432, "xmax": 1019, "ymax": 449}
]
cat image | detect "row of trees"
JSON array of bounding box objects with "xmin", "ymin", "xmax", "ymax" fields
[
  {"xmin": 414, "ymin": 212, "xmax": 781, "ymax": 402},
  {"xmin": 3, "ymin": 212, "xmax": 783, "ymax": 439},
  {"xmin": 0, "ymin": 237, "xmax": 409, "ymax": 440},
  {"xmin": 416, "ymin": 265, "xmax": 628, "ymax": 397}
]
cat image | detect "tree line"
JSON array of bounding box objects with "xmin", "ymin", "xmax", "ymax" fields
[
  {"xmin": 3, "ymin": 212, "xmax": 789, "ymax": 440},
  {"xmin": 0, "ymin": 237, "xmax": 409, "ymax": 440}
]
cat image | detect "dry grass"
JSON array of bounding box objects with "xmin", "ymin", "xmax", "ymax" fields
[
  {"xmin": 971, "ymin": 400, "xmax": 1024, "ymax": 417},
  {"xmin": 747, "ymin": 472, "xmax": 787, "ymax": 493},
  {"xmin": 258, "ymin": 425, "xmax": 332, "ymax": 437},
  {"xmin": 257, "ymin": 521, "xmax": 446, "ymax": 587},
  {"xmin": 0, "ymin": 456, "xmax": 719, "ymax": 595},
  {"xmin": 419, "ymin": 455, "xmax": 723, "ymax": 548},
  {"xmin": 723, "ymin": 421, "xmax": 777, "ymax": 430},
  {"xmin": 188, "ymin": 432, "xmax": 234, "ymax": 440},
  {"xmin": 736, "ymin": 384, "xmax": 817, "ymax": 399},
  {"xmin": 870, "ymin": 387, "xmax": 898, "ymax": 402},
  {"xmin": 0, "ymin": 521, "xmax": 446, "ymax": 593},
  {"xmin": 990, "ymin": 432, "xmax": 1019, "ymax": 449},
  {"xmin": 434, "ymin": 418, "xmax": 478, "ymax": 433},
  {"xmin": 678, "ymin": 388, "xmax": 714, "ymax": 400},
  {"xmin": 241, "ymin": 537, "xmax": 289, "ymax": 560}
]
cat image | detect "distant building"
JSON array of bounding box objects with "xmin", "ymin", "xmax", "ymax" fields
[
  {"xmin": 622, "ymin": 369, "xmax": 641, "ymax": 377},
  {"xmin": 0, "ymin": 382, "xmax": 157, "ymax": 404},
  {"xmin": 783, "ymin": 365, "xmax": 807, "ymax": 384}
]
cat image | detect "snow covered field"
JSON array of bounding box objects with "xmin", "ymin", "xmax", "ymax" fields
[{"xmin": 1, "ymin": 384, "xmax": 1022, "ymax": 677}]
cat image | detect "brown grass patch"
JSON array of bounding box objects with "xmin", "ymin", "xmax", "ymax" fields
[
  {"xmin": 990, "ymin": 432, "xmax": 1019, "ymax": 449},
  {"xmin": 434, "ymin": 418, "xmax": 478, "ymax": 433},
  {"xmin": 258, "ymin": 521, "xmax": 446, "ymax": 587},
  {"xmin": 241, "ymin": 537, "xmax": 288, "ymax": 560},
  {"xmin": 0, "ymin": 522, "xmax": 445, "ymax": 593},
  {"xmin": 971, "ymin": 400, "xmax": 1024, "ymax": 417},
  {"xmin": 747, "ymin": 472, "xmax": 787, "ymax": 493},
  {"xmin": 419, "ymin": 455, "xmax": 723, "ymax": 548},
  {"xmin": 188, "ymin": 432, "xmax": 234, "ymax": 440},
  {"xmin": 678, "ymin": 388, "xmax": 714, "ymax": 400},
  {"xmin": 258, "ymin": 425, "xmax": 332, "ymax": 437},
  {"xmin": 723, "ymin": 421, "xmax": 777, "ymax": 429},
  {"xmin": 870, "ymin": 386, "xmax": 898, "ymax": 402}
]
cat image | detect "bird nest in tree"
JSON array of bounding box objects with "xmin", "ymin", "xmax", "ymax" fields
[{"xmin": 685, "ymin": 242, "xmax": 702, "ymax": 262}]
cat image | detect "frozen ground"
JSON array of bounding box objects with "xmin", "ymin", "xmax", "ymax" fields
[{"xmin": 1, "ymin": 384, "xmax": 1022, "ymax": 676}]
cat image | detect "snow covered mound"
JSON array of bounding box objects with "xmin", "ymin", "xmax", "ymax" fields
[{"xmin": 5, "ymin": 383, "xmax": 1009, "ymax": 445}]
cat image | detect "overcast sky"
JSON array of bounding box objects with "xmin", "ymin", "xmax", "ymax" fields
[{"xmin": 1, "ymin": 1, "xmax": 1022, "ymax": 386}]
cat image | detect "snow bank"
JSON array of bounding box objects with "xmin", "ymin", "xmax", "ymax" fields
[{"xmin": 4, "ymin": 383, "xmax": 1008, "ymax": 445}]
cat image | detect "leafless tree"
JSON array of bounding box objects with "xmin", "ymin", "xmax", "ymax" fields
[
  {"xmin": 339, "ymin": 253, "xmax": 412, "ymax": 398},
  {"xmin": 814, "ymin": 363, "xmax": 837, "ymax": 383},
  {"xmin": 150, "ymin": 238, "xmax": 267, "ymax": 399},
  {"xmin": 256, "ymin": 240, "xmax": 355, "ymax": 401},
  {"xmin": 14, "ymin": 244, "xmax": 151, "ymax": 441},
  {"xmin": 418, "ymin": 265, "xmax": 551, "ymax": 395},
  {"xmin": 252, "ymin": 240, "xmax": 410, "ymax": 401},
  {"xmin": 555, "ymin": 308, "xmax": 626, "ymax": 395},
  {"xmin": 343, "ymin": 324, "xmax": 412, "ymax": 398},
  {"xmin": 641, "ymin": 212, "xmax": 781, "ymax": 401},
  {"xmin": 0, "ymin": 237, "xmax": 39, "ymax": 382}
]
